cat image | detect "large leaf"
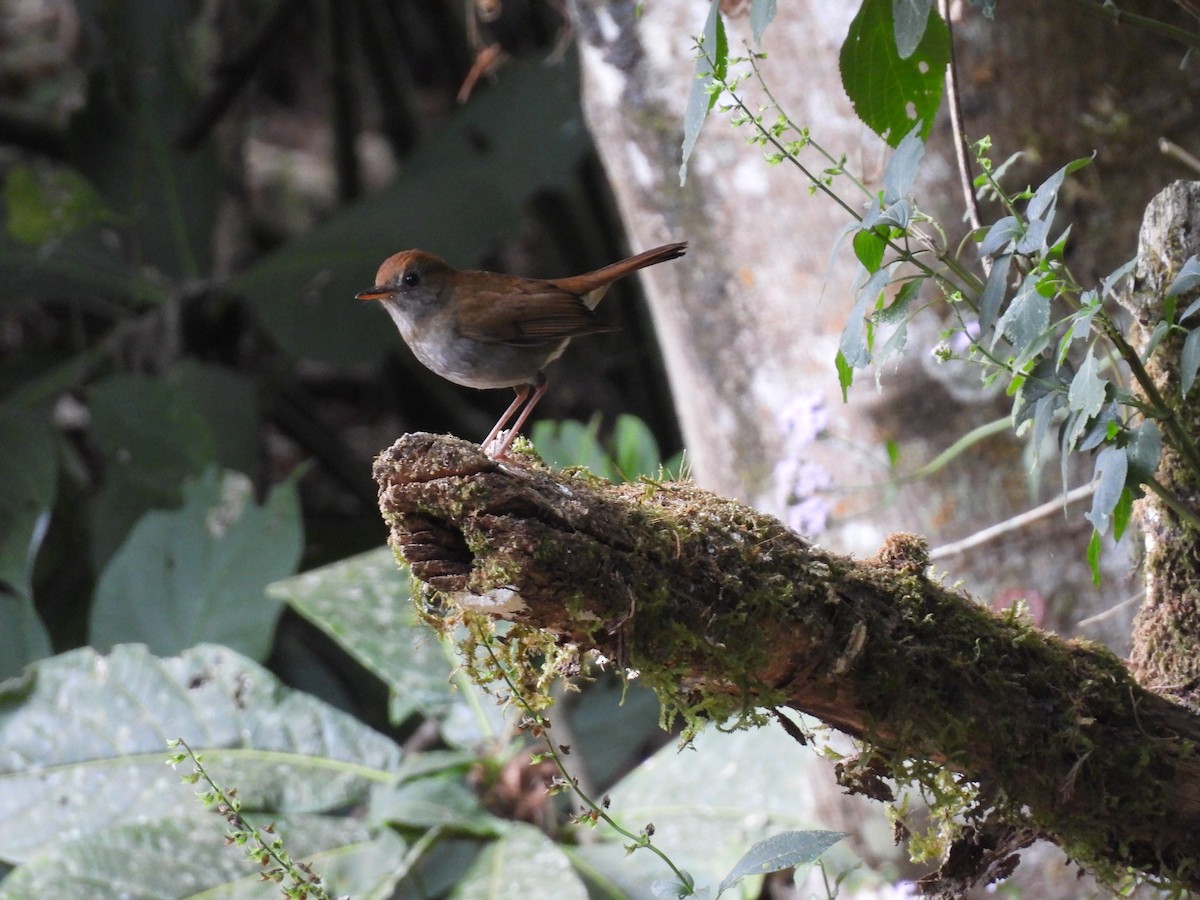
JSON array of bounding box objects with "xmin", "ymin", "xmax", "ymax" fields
[
  {"xmin": 0, "ymin": 644, "xmax": 405, "ymax": 865},
  {"xmin": 232, "ymin": 58, "xmax": 592, "ymax": 366},
  {"xmin": 839, "ymin": 0, "xmax": 950, "ymax": 145},
  {"xmin": 270, "ymin": 547, "xmax": 458, "ymax": 724},
  {"xmin": 0, "ymin": 815, "xmax": 407, "ymax": 900},
  {"xmin": 90, "ymin": 468, "xmax": 303, "ymax": 659},
  {"xmin": 577, "ymin": 726, "xmax": 873, "ymax": 892},
  {"xmin": 717, "ymin": 830, "xmax": 846, "ymax": 895},
  {"xmin": 448, "ymin": 822, "xmax": 588, "ymax": 900},
  {"xmin": 168, "ymin": 361, "xmax": 263, "ymax": 480},
  {"xmin": 87, "ymin": 373, "xmax": 216, "ymax": 569}
]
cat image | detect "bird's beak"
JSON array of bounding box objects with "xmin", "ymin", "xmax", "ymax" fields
[{"xmin": 355, "ymin": 287, "xmax": 391, "ymax": 301}]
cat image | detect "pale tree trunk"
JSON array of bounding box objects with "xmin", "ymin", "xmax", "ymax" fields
[
  {"xmin": 567, "ymin": 0, "xmax": 1200, "ymax": 892},
  {"xmin": 1120, "ymin": 181, "xmax": 1200, "ymax": 687}
]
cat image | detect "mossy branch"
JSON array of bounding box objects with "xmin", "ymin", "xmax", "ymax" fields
[{"xmin": 375, "ymin": 432, "xmax": 1200, "ymax": 890}]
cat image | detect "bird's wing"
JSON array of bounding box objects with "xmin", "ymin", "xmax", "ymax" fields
[{"xmin": 454, "ymin": 284, "xmax": 617, "ymax": 345}]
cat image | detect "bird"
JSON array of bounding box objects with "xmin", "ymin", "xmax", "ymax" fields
[{"xmin": 356, "ymin": 241, "xmax": 687, "ymax": 458}]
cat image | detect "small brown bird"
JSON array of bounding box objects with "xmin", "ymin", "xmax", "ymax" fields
[{"xmin": 357, "ymin": 241, "xmax": 687, "ymax": 458}]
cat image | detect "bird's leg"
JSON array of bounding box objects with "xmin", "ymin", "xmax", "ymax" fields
[
  {"xmin": 485, "ymin": 372, "xmax": 548, "ymax": 459},
  {"xmin": 482, "ymin": 384, "xmax": 531, "ymax": 454}
]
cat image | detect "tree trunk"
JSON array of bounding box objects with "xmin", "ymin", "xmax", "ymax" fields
[{"xmin": 1121, "ymin": 181, "xmax": 1200, "ymax": 689}]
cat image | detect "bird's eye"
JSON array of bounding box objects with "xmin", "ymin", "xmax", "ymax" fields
[{"xmin": 402, "ymin": 270, "xmax": 421, "ymax": 287}]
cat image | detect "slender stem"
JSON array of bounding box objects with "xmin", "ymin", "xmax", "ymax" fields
[
  {"xmin": 938, "ymin": 0, "xmax": 984, "ymax": 239},
  {"xmin": 1063, "ymin": 0, "xmax": 1200, "ymax": 50},
  {"xmin": 477, "ymin": 627, "xmax": 694, "ymax": 892},
  {"xmin": 929, "ymin": 482, "xmax": 1097, "ymax": 561},
  {"xmin": 1145, "ymin": 475, "xmax": 1200, "ymax": 530}
]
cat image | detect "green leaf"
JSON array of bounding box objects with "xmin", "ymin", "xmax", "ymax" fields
[
  {"xmin": 270, "ymin": 547, "xmax": 458, "ymax": 724},
  {"xmin": 612, "ymin": 414, "xmax": 664, "ymax": 481},
  {"xmin": 449, "ymin": 823, "xmax": 589, "ymax": 900},
  {"xmin": 87, "ymin": 373, "xmax": 216, "ymax": 569},
  {"xmin": 0, "ymin": 644, "xmax": 404, "ymax": 865},
  {"xmin": 835, "ymin": 349, "xmax": 855, "ymax": 401},
  {"xmin": 3, "ymin": 164, "xmax": 112, "ymax": 245},
  {"xmin": 0, "ymin": 815, "xmax": 407, "ymax": 900},
  {"xmin": 90, "ymin": 468, "xmax": 302, "ymax": 660},
  {"xmin": 1112, "ymin": 487, "xmax": 1134, "ymax": 542},
  {"xmin": 853, "ymin": 228, "xmax": 887, "ymax": 273},
  {"xmin": 892, "ymin": 0, "xmax": 933, "ymax": 58},
  {"xmin": 680, "ymin": 0, "xmax": 727, "ymax": 186},
  {"xmin": 839, "ymin": 0, "xmax": 949, "ymax": 145},
  {"xmin": 168, "ymin": 361, "xmax": 262, "ymax": 480},
  {"xmin": 584, "ymin": 727, "xmax": 861, "ymax": 891},
  {"xmin": 371, "ymin": 778, "xmax": 499, "ymax": 836},
  {"xmin": 531, "ymin": 418, "xmax": 614, "ymax": 479},
  {"xmin": 1085, "ymin": 445, "xmax": 1128, "ymax": 534},
  {"xmin": 1126, "ymin": 420, "xmax": 1161, "ymax": 484},
  {"xmin": 717, "ymin": 830, "xmax": 846, "ymax": 895},
  {"xmin": 1087, "ymin": 529, "xmax": 1102, "ymax": 585}
]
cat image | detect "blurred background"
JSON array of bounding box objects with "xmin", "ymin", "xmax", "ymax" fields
[{"xmin": 0, "ymin": 0, "xmax": 682, "ymax": 671}]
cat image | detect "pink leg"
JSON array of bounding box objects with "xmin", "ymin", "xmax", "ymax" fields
[
  {"xmin": 482, "ymin": 384, "xmax": 530, "ymax": 453},
  {"xmin": 485, "ymin": 373, "xmax": 548, "ymax": 459}
]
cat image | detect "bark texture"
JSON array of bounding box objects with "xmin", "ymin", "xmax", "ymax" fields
[
  {"xmin": 1122, "ymin": 181, "xmax": 1200, "ymax": 689},
  {"xmin": 375, "ymin": 432, "xmax": 1200, "ymax": 889}
]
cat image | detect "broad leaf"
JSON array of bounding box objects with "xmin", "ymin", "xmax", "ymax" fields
[
  {"xmin": 87, "ymin": 373, "xmax": 215, "ymax": 569},
  {"xmin": 1126, "ymin": 420, "xmax": 1162, "ymax": 484},
  {"xmin": 717, "ymin": 830, "xmax": 845, "ymax": 895},
  {"xmin": 1085, "ymin": 445, "xmax": 1128, "ymax": 534},
  {"xmin": 580, "ymin": 727, "xmax": 862, "ymax": 891},
  {"xmin": 839, "ymin": 0, "xmax": 949, "ymax": 145},
  {"xmin": 270, "ymin": 547, "xmax": 458, "ymax": 724},
  {"xmin": 449, "ymin": 823, "xmax": 588, "ymax": 900},
  {"xmin": 0, "ymin": 644, "xmax": 405, "ymax": 864},
  {"xmin": 90, "ymin": 468, "xmax": 302, "ymax": 659},
  {"xmin": 0, "ymin": 815, "xmax": 407, "ymax": 900},
  {"xmin": 853, "ymin": 228, "xmax": 887, "ymax": 273}
]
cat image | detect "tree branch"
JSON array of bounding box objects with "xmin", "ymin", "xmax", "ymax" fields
[{"xmin": 375, "ymin": 433, "xmax": 1200, "ymax": 889}]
